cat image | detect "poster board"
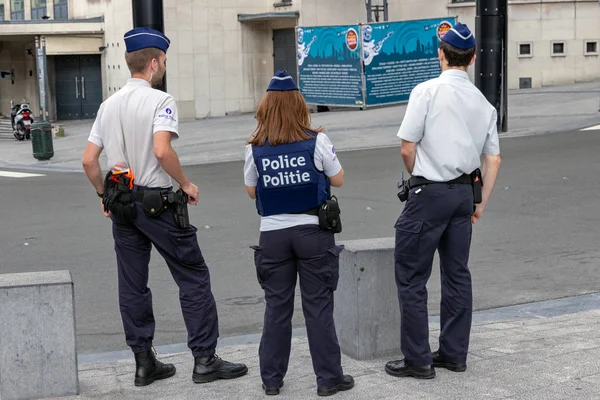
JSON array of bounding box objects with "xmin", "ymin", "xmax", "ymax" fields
[{"xmin": 296, "ymin": 17, "xmax": 457, "ymax": 108}]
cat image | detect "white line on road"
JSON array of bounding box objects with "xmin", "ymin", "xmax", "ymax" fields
[
  {"xmin": 581, "ymin": 124, "xmax": 600, "ymax": 131},
  {"xmin": 0, "ymin": 171, "xmax": 46, "ymax": 178}
]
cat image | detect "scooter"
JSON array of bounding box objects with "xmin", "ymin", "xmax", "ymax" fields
[{"xmin": 10, "ymin": 100, "xmax": 34, "ymax": 141}]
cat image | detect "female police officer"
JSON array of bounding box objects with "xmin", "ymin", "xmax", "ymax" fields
[{"xmin": 244, "ymin": 71, "xmax": 354, "ymax": 397}]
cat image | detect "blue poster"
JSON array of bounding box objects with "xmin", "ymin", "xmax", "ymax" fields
[
  {"xmin": 363, "ymin": 17, "xmax": 457, "ymax": 106},
  {"xmin": 297, "ymin": 25, "xmax": 364, "ymax": 107}
]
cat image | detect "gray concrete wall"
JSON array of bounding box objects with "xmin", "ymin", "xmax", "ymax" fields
[
  {"xmin": 0, "ymin": 270, "xmax": 79, "ymax": 400},
  {"xmin": 334, "ymin": 237, "xmax": 401, "ymax": 360}
]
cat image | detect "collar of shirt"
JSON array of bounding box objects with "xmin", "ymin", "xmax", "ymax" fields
[
  {"xmin": 441, "ymin": 69, "xmax": 469, "ymax": 80},
  {"xmin": 127, "ymin": 78, "xmax": 151, "ymax": 87}
]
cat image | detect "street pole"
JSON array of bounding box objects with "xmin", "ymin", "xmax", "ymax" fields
[
  {"xmin": 35, "ymin": 35, "xmax": 49, "ymax": 122},
  {"xmin": 475, "ymin": 0, "xmax": 508, "ymax": 132},
  {"xmin": 132, "ymin": 0, "xmax": 167, "ymax": 92},
  {"xmin": 383, "ymin": 0, "xmax": 389, "ymax": 22}
]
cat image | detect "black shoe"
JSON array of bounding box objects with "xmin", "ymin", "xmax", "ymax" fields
[
  {"xmin": 317, "ymin": 375, "xmax": 355, "ymax": 396},
  {"xmin": 133, "ymin": 349, "xmax": 177, "ymax": 387},
  {"xmin": 385, "ymin": 359, "xmax": 435, "ymax": 379},
  {"xmin": 262, "ymin": 381, "xmax": 283, "ymax": 395},
  {"xmin": 192, "ymin": 354, "xmax": 248, "ymax": 383},
  {"xmin": 432, "ymin": 351, "xmax": 467, "ymax": 372}
]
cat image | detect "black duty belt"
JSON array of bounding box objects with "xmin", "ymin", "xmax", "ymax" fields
[
  {"xmin": 134, "ymin": 186, "xmax": 172, "ymax": 202},
  {"xmin": 408, "ymin": 174, "xmax": 471, "ymax": 189},
  {"xmin": 290, "ymin": 207, "xmax": 320, "ymax": 216}
]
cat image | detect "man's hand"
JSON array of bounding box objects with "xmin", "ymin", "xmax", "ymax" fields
[
  {"xmin": 181, "ymin": 181, "xmax": 199, "ymax": 205},
  {"xmin": 471, "ymin": 204, "xmax": 483, "ymax": 224},
  {"xmin": 101, "ymin": 199, "xmax": 111, "ymax": 218}
]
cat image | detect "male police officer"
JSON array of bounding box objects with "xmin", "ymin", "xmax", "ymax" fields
[
  {"xmin": 385, "ymin": 23, "xmax": 502, "ymax": 379},
  {"xmin": 82, "ymin": 27, "xmax": 247, "ymax": 387}
]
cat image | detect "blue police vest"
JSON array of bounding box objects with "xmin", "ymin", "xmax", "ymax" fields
[{"xmin": 252, "ymin": 133, "xmax": 330, "ymax": 217}]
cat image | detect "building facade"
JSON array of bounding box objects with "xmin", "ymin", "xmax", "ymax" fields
[{"xmin": 0, "ymin": 0, "xmax": 598, "ymax": 122}]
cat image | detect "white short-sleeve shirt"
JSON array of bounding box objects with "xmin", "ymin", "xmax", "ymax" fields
[
  {"xmin": 88, "ymin": 78, "xmax": 179, "ymax": 188},
  {"xmin": 244, "ymin": 132, "xmax": 342, "ymax": 232},
  {"xmin": 397, "ymin": 69, "xmax": 500, "ymax": 182}
]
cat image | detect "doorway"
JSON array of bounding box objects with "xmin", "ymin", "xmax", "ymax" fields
[
  {"xmin": 273, "ymin": 28, "xmax": 298, "ymax": 84},
  {"xmin": 54, "ymin": 55, "xmax": 102, "ymax": 120}
]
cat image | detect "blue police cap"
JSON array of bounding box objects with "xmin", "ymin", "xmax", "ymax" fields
[
  {"xmin": 267, "ymin": 70, "xmax": 298, "ymax": 92},
  {"xmin": 441, "ymin": 22, "xmax": 476, "ymax": 50},
  {"xmin": 124, "ymin": 27, "xmax": 170, "ymax": 53}
]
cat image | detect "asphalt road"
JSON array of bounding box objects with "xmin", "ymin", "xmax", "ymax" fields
[{"xmin": 1, "ymin": 128, "xmax": 600, "ymax": 355}]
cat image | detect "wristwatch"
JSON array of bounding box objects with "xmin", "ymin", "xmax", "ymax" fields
[{"xmin": 97, "ymin": 191, "xmax": 104, "ymax": 198}]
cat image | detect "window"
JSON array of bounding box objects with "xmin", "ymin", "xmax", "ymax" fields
[
  {"xmin": 11, "ymin": 0, "xmax": 23, "ymax": 20},
  {"xmin": 551, "ymin": 41, "xmax": 565, "ymax": 56},
  {"xmin": 585, "ymin": 41, "xmax": 598, "ymax": 56},
  {"xmin": 54, "ymin": 0, "xmax": 68, "ymax": 20},
  {"xmin": 0, "ymin": 0, "xmax": 4, "ymax": 21},
  {"xmin": 518, "ymin": 42, "xmax": 532, "ymax": 58},
  {"xmin": 31, "ymin": 0, "xmax": 47, "ymax": 20}
]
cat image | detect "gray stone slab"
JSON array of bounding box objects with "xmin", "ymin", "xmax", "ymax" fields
[
  {"xmin": 0, "ymin": 270, "xmax": 79, "ymax": 400},
  {"xmin": 0, "ymin": 270, "xmax": 72, "ymax": 288},
  {"xmin": 334, "ymin": 237, "xmax": 399, "ymax": 360}
]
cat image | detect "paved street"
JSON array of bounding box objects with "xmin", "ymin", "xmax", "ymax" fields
[
  {"xmin": 2, "ymin": 124, "xmax": 600, "ymax": 356},
  {"xmin": 0, "ymin": 81, "xmax": 599, "ymax": 171}
]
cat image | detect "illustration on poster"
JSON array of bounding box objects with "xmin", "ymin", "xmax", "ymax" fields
[
  {"xmin": 297, "ymin": 28, "xmax": 317, "ymax": 66},
  {"xmin": 362, "ymin": 25, "xmax": 394, "ymax": 66}
]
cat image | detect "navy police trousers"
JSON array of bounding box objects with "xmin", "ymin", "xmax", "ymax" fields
[
  {"xmin": 110, "ymin": 186, "xmax": 219, "ymax": 357},
  {"xmin": 251, "ymin": 225, "xmax": 344, "ymax": 388},
  {"xmin": 395, "ymin": 182, "xmax": 474, "ymax": 366}
]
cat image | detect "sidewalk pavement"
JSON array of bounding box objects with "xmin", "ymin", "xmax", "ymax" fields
[
  {"xmin": 2, "ymin": 81, "xmax": 600, "ymax": 172},
  {"xmin": 48, "ymin": 293, "xmax": 600, "ymax": 400}
]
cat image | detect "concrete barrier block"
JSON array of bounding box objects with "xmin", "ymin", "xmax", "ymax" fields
[
  {"xmin": 334, "ymin": 237, "xmax": 400, "ymax": 360},
  {"xmin": 0, "ymin": 271, "xmax": 79, "ymax": 400}
]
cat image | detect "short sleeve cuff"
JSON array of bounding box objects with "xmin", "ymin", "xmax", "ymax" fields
[
  {"xmin": 88, "ymin": 134, "xmax": 103, "ymax": 148},
  {"xmin": 153, "ymin": 126, "xmax": 179, "ymax": 138}
]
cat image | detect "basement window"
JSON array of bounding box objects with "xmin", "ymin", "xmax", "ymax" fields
[
  {"xmin": 518, "ymin": 42, "xmax": 532, "ymax": 58},
  {"xmin": 585, "ymin": 41, "xmax": 598, "ymax": 56},
  {"xmin": 551, "ymin": 41, "xmax": 566, "ymax": 57}
]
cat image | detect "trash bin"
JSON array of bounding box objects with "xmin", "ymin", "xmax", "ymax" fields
[{"xmin": 31, "ymin": 121, "xmax": 54, "ymax": 161}]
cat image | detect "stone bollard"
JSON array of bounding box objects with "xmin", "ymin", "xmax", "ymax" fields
[
  {"xmin": 0, "ymin": 271, "xmax": 79, "ymax": 400},
  {"xmin": 334, "ymin": 237, "xmax": 400, "ymax": 360}
]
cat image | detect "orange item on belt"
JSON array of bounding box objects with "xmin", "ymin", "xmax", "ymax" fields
[{"xmin": 110, "ymin": 168, "xmax": 135, "ymax": 190}]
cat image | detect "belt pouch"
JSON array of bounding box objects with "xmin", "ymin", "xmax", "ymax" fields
[
  {"xmin": 142, "ymin": 190, "xmax": 166, "ymax": 218},
  {"xmin": 471, "ymin": 169, "xmax": 483, "ymax": 204},
  {"xmin": 318, "ymin": 196, "xmax": 342, "ymax": 234}
]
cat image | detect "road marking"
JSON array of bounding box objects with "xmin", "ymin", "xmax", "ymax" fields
[
  {"xmin": 0, "ymin": 171, "xmax": 46, "ymax": 178},
  {"xmin": 581, "ymin": 124, "xmax": 600, "ymax": 131}
]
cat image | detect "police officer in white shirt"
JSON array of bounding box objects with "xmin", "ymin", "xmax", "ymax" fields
[
  {"xmin": 244, "ymin": 71, "xmax": 354, "ymax": 396},
  {"xmin": 82, "ymin": 27, "xmax": 247, "ymax": 388},
  {"xmin": 385, "ymin": 23, "xmax": 502, "ymax": 379}
]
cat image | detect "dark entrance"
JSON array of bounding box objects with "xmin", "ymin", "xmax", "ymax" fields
[
  {"xmin": 55, "ymin": 55, "xmax": 102, "ymax": 120},
  {"xmin": 273, "ymin": 28, "xmax": 297, "ymax": 84}
]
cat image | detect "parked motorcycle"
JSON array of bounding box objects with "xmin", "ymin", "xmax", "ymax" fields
[{"xmin": 10, "ymin": 100, "xmax": 34, "ymax": 141}]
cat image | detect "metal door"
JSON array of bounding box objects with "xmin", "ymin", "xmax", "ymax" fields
[
  {"xmin": 273, "ymin": 28, "xmax": 298, "ymax": 84},
  {"xmin": 79, "ymin": 55, "xmax": 102, "ymax": 119},
  {"xmin": 54, "ymin": 55, "xmax": 102, "ymax": 120},
  {"xmin": 55, "ymin": 56, "xmax": 81, "ymax": 120}
]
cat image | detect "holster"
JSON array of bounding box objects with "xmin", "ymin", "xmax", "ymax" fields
[
  {"xmin": 318, "ymin": 195, "xmax": 342, "ymax": 234},
  {"xmin": 103, "ymin": 171, "xmax": 136, "ymax": 223},
  {"xmin": 471, "ymin": 169, "xmax": 483, "ymax": 204},
  {"xmin": 168, "ymin": 189, "xmax": 190, "ymax": 229}
]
